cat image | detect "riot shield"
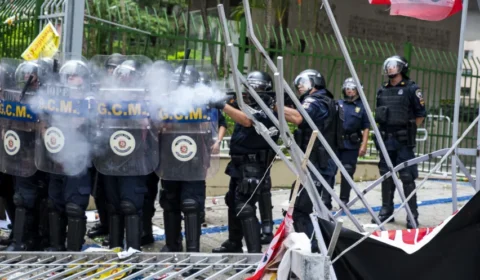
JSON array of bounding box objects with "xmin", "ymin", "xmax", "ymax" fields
[
  {"xmin": 34, "ymin": 53, "xmax": 93, "ymax": 176},
  {"xmin": 0, "ymin": 58, "xmax": 38, "ymax": 177},
  {"xmin": 91, "ymin": 55, "xmax": 159, "ymax": 176},
  {"xmin": 150, "ymin": 60, "xmax": 220, "ymax": 181}
]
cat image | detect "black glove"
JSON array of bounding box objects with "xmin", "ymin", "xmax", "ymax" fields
[{"xmin": 209, "ymin": 95, "xmax": 234, "ymax": 110}]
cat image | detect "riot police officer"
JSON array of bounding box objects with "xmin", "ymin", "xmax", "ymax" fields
[
  {"xmin": 139, "ymin": 60, "xmax": 176, "ymax": 246},
  {"xmin": 373, "ymin": 55, "xmax": 426, "ymax": 229},
  {"xmin": 88, "ymin": 54, "xmax": 126, "ymax": 242},
  {"xmin": 338, "ymin": 78, "xmax": 370, "ymax": 204},
  {"xmin": 95, "ymin": 58, "xmax": 154, "ymax": 250},
  {"xmin": 3, "ymin": 60, "xmax": 51, "ymax": 251},
  {"xmin": 157, "ymin": 65, "xmax": 212, "ymax": 253},
  {"xmin": 42, "ymin": 59, "xmax": 93, "ymax": 251},
  {"xmin": 210, "ymin": 70, "xmax": 278, "ymax": 253},
  {"xmin": 280, "ymin": 69, "xmax": 340, "ymax": 252}
]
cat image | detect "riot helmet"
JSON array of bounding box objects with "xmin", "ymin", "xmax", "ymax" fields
[
  {"xmin": 171, "ymin": 65, "xmax": 200, "ymax": 87},
  {"xmin": 14, "ymin": 61, "xmax": 42, "ymax": 91},
  {"xmin": 383, "ymin": 55, "xmax": 409, "ymax": 79},
  {"xmin": 246, "ymin": 71, "xmax": 272, "ymax": 92},
  {"xmin": 198, "ymin": 71, "xmax": 212, "ymax": 86},
  {"xmin": 105, "ymin": 53, "xmax": 126, "ymax": 75},
  {"xmin": 151, "ymin": 60, "xmax": 174, "ymax": 73},
  {"xmin": 59, "ymin": 60, "xmax": 91, "ymax": 88},
  {"xmin": 294, "ymin": 69, "xmax": 326, "ymax": 95},
  {"xmin": 113, "ymin": 60, "xmax": 146, "ymax": 85},
  {"xmin": 342, "ymin": 77, "xmax": 362, "ymax": 102}
]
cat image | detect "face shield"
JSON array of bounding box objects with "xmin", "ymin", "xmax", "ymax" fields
[
  {"xmin": 383, "ymin": 57, "xmax": 405, "ymax": 78},
  {"xmin": 113, "ymin": 65, "xmax": 138, "ymax": 85},
  {"xmin": 294, "ymin": 74, "xmax": 312, "ymax": 95},
  {"xmin": 15, "ymin": 62, "xmax": 39, "ymax": 91},
  {"xmin": 342, "ymin": 79, "xmax": 360, "ymax": 102}
]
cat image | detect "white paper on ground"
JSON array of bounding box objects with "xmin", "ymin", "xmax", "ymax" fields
[
  {"xmin": 86, "ymin": 210, "xmax": 99, "ymax": 223},
  {"xmin": 152, "ymin": 225, "xmax": 164, "ymax": 236}
]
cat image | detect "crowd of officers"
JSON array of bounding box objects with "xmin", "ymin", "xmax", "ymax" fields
[{"xmin": 0, "ymin": 53, "xmax": 426, "ymax": 255}]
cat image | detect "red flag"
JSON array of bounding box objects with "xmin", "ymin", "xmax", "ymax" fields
[
  {"xmin": 389, "ymin": 0, "xmax": 462, "ymax": 21},
  {"xmin": 369, "ymin": 0, "xmax": 391, "ymax": 4},
  {"xmin": 246, "ymin": 213, "xmax": 293, "ymax": 280},
  {"xmin": 368, "ymin": 0, "xmax": 462, "ymax": 21}
]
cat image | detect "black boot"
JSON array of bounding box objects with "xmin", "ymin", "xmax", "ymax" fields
[
  {"xmin": 109, "ymin": 214, "xmax": 125, "ymax": 249},
  {"xmin": 212, "ymin": 239, "xmax": 243, "ymax": 253},
  {"xmin": 141, "ymin": 197, "xmax": 155, "ymax": 246},
  {"xmin": 258, "ymin": 191, "xmax": 273, "ymax": 245},
  {"xmin": 182, "ymin": 199, "xmax": 201, "ymax": 252},
  {"xmin": 67, "ymin": 217, "xmax": 87, "ymax": 251},
  {"xmin": 46, "ymin": 210, "xmax": 67, "ymax": 251},
  {"xmin": 125, "ymin": 214, "xmax": 142, "ymax": 250},
  {"xmin": 236, "ymin": 204, "xmax": 261, "ymax": 253},
  {"xmin": 88, "ymin": 223, "xmax": 109, "ymax": 239},
  {"xmin": 372, "ymin": 179, "xmax": 395, "ymax": 223},
  {"xmin": 6, "ymin": 207, "xmax": 36, "ymax": 251},
  {"xmin": 160, "ymin": 211, "xmax": 183, "ymax": 252},
  {"xmin": 403, "ymin": 182, "xmax": 419, "ymax": 229}
]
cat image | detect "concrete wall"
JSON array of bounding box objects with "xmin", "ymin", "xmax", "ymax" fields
[{"xmin": 205, "ymin": 156, "xmax": 381, "ymax": 196}]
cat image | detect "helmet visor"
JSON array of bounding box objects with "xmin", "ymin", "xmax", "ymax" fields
[{"xmin": 383, "ymin": 57, "xmax": 405, "ymax": 76}]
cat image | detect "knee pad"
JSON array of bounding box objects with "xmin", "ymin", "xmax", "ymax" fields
[
  {"xmin": 224, "ymin": 191, "xmax": 234, "ymax": 208},
  {"xmin": 344, "ymin": 164, "xmax": 355, "ymax": 176},
  {"xmin": 66, "ymin": 203, "xmax": 84, "ymax": 218},
  {"xmin": 399, "ymin": 171, "xmax": 414, "ymax": 185},
  {"xmin": 181, "ymin": 199, "xmax": 199, "ymax": 214},
  {"xmin": 120, "ymin": 200, "xmax": 137, "ymax": 216},
  {"xmin": 13, "ymin": 193, "xmax": 24, "ymax": 207},
  {"xmin": 235, "ymin": 203, "xmax": 255, "ymax": 219}
]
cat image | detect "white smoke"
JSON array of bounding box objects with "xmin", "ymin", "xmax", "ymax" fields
[{"xmin": 22, "ymin": 57, "xmax": 226, "ymax": 176}]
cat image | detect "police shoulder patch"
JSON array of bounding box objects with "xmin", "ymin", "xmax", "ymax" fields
[
  {"xmin": 415, "ymin": 89, "xmax": 423, "ymax": 99},
  {"xmin": 355, "ymin": 107, "xmax": 361, "ymax": 113}
]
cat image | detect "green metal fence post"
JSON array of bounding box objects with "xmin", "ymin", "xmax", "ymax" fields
[
  {"xmin": 237, "ymin": 17, "xmax": 246, "ymax": 74},
  {"xmin": 404, "ymin": 41, "xmax": 413, "ymax": 64},
  {"xmin": 34, "ymin": 0, "xmax": 43, "ymax": 34}
]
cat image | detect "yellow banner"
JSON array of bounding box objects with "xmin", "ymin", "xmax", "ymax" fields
[{"xmin": 21, "ymin": 22, "xmax": 60, "ymax": 61}]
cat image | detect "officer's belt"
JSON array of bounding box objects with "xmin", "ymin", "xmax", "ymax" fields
[
  {"xmin": 231, "ymin": 150, "xmax": 270, "ymax": 165},
  {"xmin": 380, "ymin": 126, "xmax": 408, "ymax": 138}
]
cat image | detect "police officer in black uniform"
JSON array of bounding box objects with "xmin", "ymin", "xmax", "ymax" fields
[
  {"xmin": 210, "ymin": 70, "xmax": 278, "ymax": 253},
  {"xmin": 99, "ymin": 59, "xmax": 152, "ymax": 250},
  {"xmin": 88, "ymin": 53, "xmax": 126, "ymax": 241},
  {"xmin": 4, "ymin": 60, "xmax": 51, "ymax": 251},
  {"xmin": 43, "ymin": 60, "xmax": 93, "ymax": 251},
  {"xmin": 338, "ymin": 78, "xmax": 370, "ymax": 204},
  {"xmin": 158, "ymin": 65, "xmax": 213, "ymax": 253},
  {"xmin": 281, "ymin": 69, "xmax": 340, "ymax": 252},
  {"xmin": 373, "ymin": 55, "xmax": 426, "ymax": 229},
  {"xmin": 140, "ymin": 60, "xmax": 175, "ymax": 246}
]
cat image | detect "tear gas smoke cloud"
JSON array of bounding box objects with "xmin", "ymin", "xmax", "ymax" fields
[{"xmin": 20, "ymin": 58, "xmax": 226, "ymax": 176}]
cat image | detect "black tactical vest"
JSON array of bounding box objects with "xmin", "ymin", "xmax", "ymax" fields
[{"xmin": 376, "ymin": 80, "xmax": 415, "ymax": 127}]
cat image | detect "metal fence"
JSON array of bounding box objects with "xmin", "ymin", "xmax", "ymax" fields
[{"xmin": 1, "ymin": 0, "xmax": 479, "ymax": 175}]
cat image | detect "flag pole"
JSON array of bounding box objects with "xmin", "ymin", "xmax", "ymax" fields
[{"xmin": 451, "ymin": 0, "xmax": 470, "ymax": 212}]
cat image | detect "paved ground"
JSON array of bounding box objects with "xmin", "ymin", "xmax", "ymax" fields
[
  {"xmin": 92, "ymin": 178, "xmax": 477, "ymax": 253},
  {"xmin": 1, "ymin": 178, "xmax": 475, "ymax": 254}
]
